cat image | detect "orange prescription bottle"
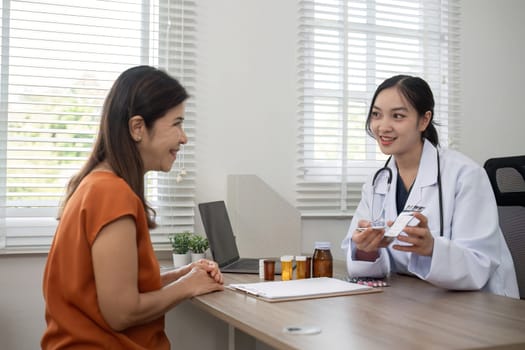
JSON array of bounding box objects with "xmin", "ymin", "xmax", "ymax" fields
[
  {"xmin": 295, "ymin": 255, "xmax": 307, "ymax": 279},
  {"xmin": 280, "ymin": 255, "xmax": 293, "ymax": 281}
]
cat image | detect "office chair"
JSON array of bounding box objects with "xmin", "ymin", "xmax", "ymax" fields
[{"xmin": 484, "ymin": 155, "xmax": 525, "ymax": 299}]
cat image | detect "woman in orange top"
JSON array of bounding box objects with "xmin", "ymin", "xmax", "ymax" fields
[{"xmin": 41, "ymin": 65, "xmax": 224, "ymax": 349}]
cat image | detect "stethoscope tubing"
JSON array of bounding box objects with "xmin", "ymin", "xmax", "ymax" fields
[{"xmin": 372, "ymin": 152, "xmax": 444, "ymax": 237}]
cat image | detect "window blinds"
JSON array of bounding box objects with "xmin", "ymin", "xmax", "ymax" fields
[
  {"xmin": 297, "ymin": 0, "xmax": 460, "ymax": 216},
  {"xmin": 0, "ymin": 0, "xmax": 196, "ymax": 251}
]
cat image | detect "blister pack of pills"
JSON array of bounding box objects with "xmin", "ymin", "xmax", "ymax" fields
[{"xmin": 347, "ymin": 277, "xmax": 390, "ymax": 288}]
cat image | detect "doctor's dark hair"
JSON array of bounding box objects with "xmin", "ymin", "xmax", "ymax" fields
[
  {"xmin": 365, "ymin": 75, "xmax": 439, "ymax": 147},
  {"xmin": 59, "ymin": 65, "xmax": 189, "ymax": 228}
]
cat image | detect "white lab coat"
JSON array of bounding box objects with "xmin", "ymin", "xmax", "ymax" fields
[{"xmin": 341, "ymin": 139, "xmax": 519, "ymax": 298}]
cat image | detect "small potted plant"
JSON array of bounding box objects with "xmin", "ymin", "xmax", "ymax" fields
[
  {"xmin": 168, "ymin": 231, "xmax": 191, "ymax": 267},
  {"xmin": 188, "ymin": 234, "xmax": 209, "ymax": 262}
]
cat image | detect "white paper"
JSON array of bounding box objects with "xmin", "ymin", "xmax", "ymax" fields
[{"xmin": 229, "ymin": 277, "xmax": 372, "ymax": 300}]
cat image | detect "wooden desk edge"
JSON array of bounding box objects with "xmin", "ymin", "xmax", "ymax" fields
[{"xmin": 190, "ymin": 292, "xmax": 298, "ymax": 350}]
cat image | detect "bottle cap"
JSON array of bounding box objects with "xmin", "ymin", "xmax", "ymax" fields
[
  {"xmin": 295, "ymin": 255, "xmax": 307, "ymax": 261},
  {"xmin": 314, "ymin": 241, "xmax": 331, "ymax": 250}
]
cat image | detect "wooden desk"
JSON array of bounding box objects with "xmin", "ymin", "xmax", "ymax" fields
[{"xmin": 190, "ymin": 263, "xmax": 525, "ymax": 350}]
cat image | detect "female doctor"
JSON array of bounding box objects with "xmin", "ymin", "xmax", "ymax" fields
[{"xmin": 341, "ymin": 75, "xmax": 519, "ymax": 298}]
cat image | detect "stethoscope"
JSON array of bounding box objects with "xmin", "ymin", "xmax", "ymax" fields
[{"xmin": 371, "ymin": 151, "xmax": 444, "ymax": 237}]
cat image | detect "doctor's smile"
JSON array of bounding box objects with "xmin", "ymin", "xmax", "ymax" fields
[{"xmin": 378, "ymin": 136, "xmax": 395, "ymax": 146}]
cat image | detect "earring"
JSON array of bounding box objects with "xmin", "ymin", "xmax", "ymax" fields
[
  {"xmin": 135, "ymin": 137, "xmax": 142, "ymax": 142},
  {"xmin": 176, "ymin": 167, "xmax": 186, "ymax": 183},
  {"xmin": 176, "ymin": 144, "xmax": 186, "ymax": 183}
]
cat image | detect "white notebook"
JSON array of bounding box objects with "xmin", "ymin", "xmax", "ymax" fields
[{"xmin": 228, "ymin": 277, "xmax": 378, "ymax": 302}]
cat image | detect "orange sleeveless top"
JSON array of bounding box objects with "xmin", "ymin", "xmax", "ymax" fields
[{"xmin": 42, "ymin": 171, "xmax": 169, "ymax": 349}]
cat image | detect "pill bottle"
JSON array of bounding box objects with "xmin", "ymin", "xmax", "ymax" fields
[
  {"xmin": 295, "ymin": 255, "xmax": 307, "ymax": 279},
  {"xmin": 264, "ymin": 259, "xmax": 275, "ymax": 281},
  {"xmin": 305, "ymin": 256, "xmax": 312, "ymax": 278},
  {"xmin": 280, "ymin": 255, "xmax": 294, "ymax": 281},
  {"xmin": 312, "ymin": 241, "xmax": 333, "ymax": 278}
]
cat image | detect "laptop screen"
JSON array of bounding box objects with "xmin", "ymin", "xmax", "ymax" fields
[{"xmin": 198, "ymin": 201, "xmax": 240, "ymax": 267}]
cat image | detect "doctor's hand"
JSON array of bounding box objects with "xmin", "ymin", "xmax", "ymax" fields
[
  {"xmin": 352, "ymin": 219, "xmax": 393, "ymax": 258},
  {"xmin": 393, "ymin": 212, "xmax": 434, "ymax": 256}
]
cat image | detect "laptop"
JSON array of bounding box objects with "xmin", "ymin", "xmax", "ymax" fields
[{"xmin": 198, "ymin": 200, "xmax": 288, "ymax": 274}]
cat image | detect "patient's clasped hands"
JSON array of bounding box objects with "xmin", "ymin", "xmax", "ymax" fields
[{"xmin": 192, "ymin": 258, "xmax": 224, "ymax": 284}]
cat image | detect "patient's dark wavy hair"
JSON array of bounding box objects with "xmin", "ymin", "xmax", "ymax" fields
[
  {"xmin": 365, "ymin": 75, "xmax": 439, "ymax": 147},
  {"xmin": 59, "ymin": 65, "xmax": 188, "ymax": 228}
]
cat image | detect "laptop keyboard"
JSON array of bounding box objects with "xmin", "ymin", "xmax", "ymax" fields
[
  {"xmin": 225, "ymin": 259, "xmax": 259, "ymax": 270},
  {"xmin": 223, "ymin": 258, "xmax": 286, "ymax": 275}
]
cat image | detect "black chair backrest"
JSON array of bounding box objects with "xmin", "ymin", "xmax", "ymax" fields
[
  {"xmin": 484, "ymin": 155, "xmax": 525, "ymax": 299},
  {"xmin": 484, "ymin": 155, "xmax": 525, "ymax": 206}
]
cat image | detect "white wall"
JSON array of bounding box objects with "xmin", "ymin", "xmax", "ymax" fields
[
  {"xmin": 0, "ymin": 255, "xmax": 47, "ymax": 349},
  {"xmin": 1, "ymin": 1, "xmax": 524, "ymax": 348},
  {"xmin": 194, "ymin": 0, "xmax": 297, "ymax": 207},
  {"xmin": 459, "ymin": 0, "xmax": 525, "ymax": 164}
]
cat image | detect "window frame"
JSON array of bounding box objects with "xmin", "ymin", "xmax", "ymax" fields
[
  {"xmin": 0, "ymin": 0, "xmax": 198, "ymax": 252},
  {"xmin": 296, "ymin": 0, "xmax": 461, "ymax": 217}
]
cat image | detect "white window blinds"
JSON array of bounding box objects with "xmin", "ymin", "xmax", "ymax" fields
[
  {"xmin": 0, "ymin": 0, "xmax": 196, "ymax": 251},
  {"xmin": 297, "ymin": 0, "xmax": 460, "ymax": 216}
]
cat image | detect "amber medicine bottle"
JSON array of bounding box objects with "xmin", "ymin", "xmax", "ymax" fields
[{"xmin": 312, "ymin": 241, "xmax": 333, "ymax": 278}]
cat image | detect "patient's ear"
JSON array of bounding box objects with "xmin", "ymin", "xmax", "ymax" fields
[{"xmin": 129, "ymin": 115, "xmax": 145, "ymax": 142}]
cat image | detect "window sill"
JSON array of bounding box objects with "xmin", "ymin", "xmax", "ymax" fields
[{"xmin": 300, "ymin": 212, "xmax": 353, "ymax": 220}]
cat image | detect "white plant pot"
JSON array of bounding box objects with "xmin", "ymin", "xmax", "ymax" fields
[
  {"xmin": 191, "ymin": 252, "xmax": 206, "ymax": 262},
  {"xmin": 172, "ymin": 252, "xmax": 191, "ymax": 268}
]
